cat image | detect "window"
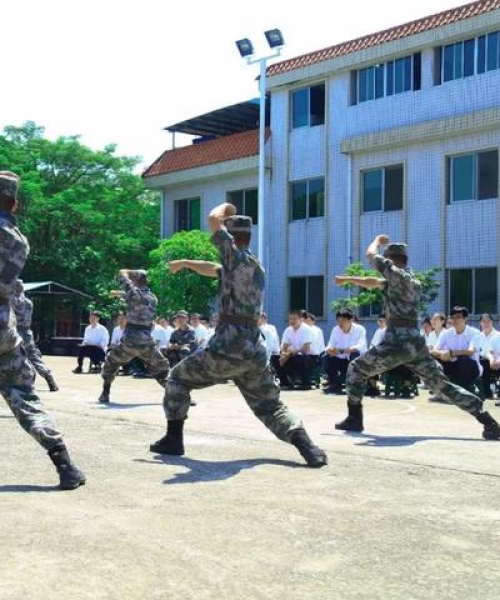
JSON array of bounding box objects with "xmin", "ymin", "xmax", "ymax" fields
[
  {"xmin": 449, "ymin": 268, "xmax": 497, "ymax": 314},
  {"xmin": 227, "ymin": 188, "xmax": 258, "ymax": 224},
  {"xmin": 290, "ymin": 178, "xmax": 325, "ymax": 220},
  {"xmin": 291, "ymin": 84, "xmax": 325, "ymax": 129},
  {"xmin": 360, "ymin": 303, "xmax": 382, "ymax": 318},
  {"xmin": 447, "ymin": 150, "xmax": 499, "ymax": 203},
  {"xmin": 174, "ymin": 198, "xmax": 200, "ymax": 232},
  {"xmin": 289, "ymin": 276, "xmax": 324, "ymax": 316},
  {"xmin": 362, "ymin": 165, "xmax": 403, "ymax": 213},
  {"xmin": 439, "ymin": 30, "xmax": 500, "ymax": 84},
  {"xmin": 352, "ymin": 53, "xmax": 421, "ymax": 104}
]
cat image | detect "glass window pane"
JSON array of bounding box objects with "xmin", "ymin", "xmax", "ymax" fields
[
  {"xmin": 384, "ymin": 166, "xmax": 404, "ymax": 211},
  {"xmin": 307, "ymin": 277, "xmax": 324, "ymax": 317},
  {"xmin": 443, "ymin": 44, "xmax": 455, "ymax": 82},
  {"xmin": 291, "ymin": 182, "xmax": 307, "ymax": 220},
  {"xmin": 454, "ymin": 42, "xmax": 464, "ymax": 79},
  {"xmin": 310, "ymin": 84, "xmax": 325, "ymax": 126},
  {"xmin": 478, "ymin": 150, "xmax": 499, "ymax": 200},
  {"xmin": 366, "ymin": 67, "xmax": 375, "ymax": 101},
  {"xmin": 477, "ymin": 35, "xmax": 486, "ymax": 74},
  {"xmin": 475, "ymin": 268, "xmax": 497, "ymax": 314},
  {"xmin": 386, "ymin": 61, "xmax": 394, "ymax": 95},
  {"xmin": 450, "ymin": 269, "xmax": 472, "ymax": 312},
  {"xmin": 290, "ymin": 278, "xmax": 306, "ymax": 312},
  {"xmin": 227, "ymin": 190, "xmax": 244, "ymax": 214},
  {"xmin": 189, "ymin": 198, "xmax": 201, "ymax": 230},
  {"xmin": 404, "ymin": 56, "xmax": 412, "ymax": 91},
  {"xmin": 375, "ymin": 64, "xmax": 385, "ymax": 99},
  {"xmin": 291, "ymin": 88, "xmax": 309, "ymax": 128},
  {"xmin": 395, "ymin": 58, "xmax": 405, "ymax": 93},
  {"xmin": 363, "ymin": 170, "xmax": 383, "ymax": 212},
  {"xmin": 413, "ymin": 52, "xmax": 422, "ymax": 90},
  {"xmin": 308, "ymin": 178, "xmax": 325, "ymax": 218},
  {"xmin": 452, "ymin": 154, "xmax": 475, "ymax": 202},
  {"xmin": 464, "ymin": 39, "xmax": 475, "ymax": 77},
  {"xmin": 175, "ymin": 199, "xmax": 188, "ymax": 232},
  {"xmin": 244, "ymin": 189, "xmax": 258, "ymax": 224},
  {"xmin": 487, "ymin": 32, "xmax": 499, "ymax": 71},
  {"xmin": 359, "ymin": 68, "xmax": 368, "ymax": 103},
  {"xmin": 350, "ymin": 71, "xmax": 358, "ymax": 105}
]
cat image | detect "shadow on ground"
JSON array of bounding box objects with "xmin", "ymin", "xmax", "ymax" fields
[
  {"xmin": 323, "ymin": 431, "xmax": 482, "ymax": 446},
  {"xmin": 0, "ymin": 484, "xmax": 60, "ymax": 493}
]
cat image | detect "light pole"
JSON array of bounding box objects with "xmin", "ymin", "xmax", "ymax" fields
[{"xmin": 236, "ymin": 30, "xmax": 285, "ymax": 270}]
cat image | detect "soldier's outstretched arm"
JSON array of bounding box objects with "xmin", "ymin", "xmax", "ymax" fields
[
  {"xmin": 334, "ymin": 275, "xmax": 385, "ymax": 290},
  {"xmin": 209, "ymin": 203, "xmax": 237, "ymax": 233},
  {"xmin": 168, "ymin": 260, "xmax": 221, "ymax": 278},
  {"xmin": 366, "ymin": 234, "xmax": 390, "ymax": 261}
]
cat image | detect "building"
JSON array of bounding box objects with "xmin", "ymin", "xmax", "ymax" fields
[{"xmin": 144, "ymin": 0, "xmax": 500, "ymax": 335}]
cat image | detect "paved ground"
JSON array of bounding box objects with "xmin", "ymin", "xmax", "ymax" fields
[{"xmin": 1, "ymin": 356, "xmax": 500, "ymax": 600}]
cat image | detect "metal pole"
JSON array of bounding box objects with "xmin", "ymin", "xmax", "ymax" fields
[{"xmin": 258, "ymin": 58, "xmax": 267, "ymax": 269}]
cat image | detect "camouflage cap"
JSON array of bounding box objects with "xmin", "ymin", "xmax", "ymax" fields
[
  {"xmin": 0, "ymin": 171, "xmax": 20, "ymax": 200},
  {"xmin": 175, "ymin": 310, "xmax": 189, "ymax": 319},
  {"xmin": 384, "ymin": 243, "xmax": 408, "ymax": 258},
  {"xmin": 129, "ymin": 269, "xmax": 148, "ymax": 280},
  {"xmin": 224, "ymin": 215, "xmax": 253, "ymax": 234}
]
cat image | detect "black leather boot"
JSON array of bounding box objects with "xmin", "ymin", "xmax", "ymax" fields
[
  {"xmin": 48, "ymin": 444, "xmax": 86, "ymax": 490},
  {"xmin": 150, "ymin": 420, "xmax": 185, "ymax": 455},
  {"xmin": 98, "ymin": 382, "xmax": 111, "ymax": 404},
  {"xmin": 335, "ymin": 402, "xmax": 364, "ymax": 432},
  {"xmin": 473, "ymin": 410, "xmax": 500, "ymax": 440},
  {"xmin": 45, "ymin": 374, "xmax": 59, "ymax": 392},
  {"xmin": 291, "ymin": 428, "xmax": 328, "ymax": 468}
]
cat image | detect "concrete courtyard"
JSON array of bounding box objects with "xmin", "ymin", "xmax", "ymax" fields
[{"xmin": 1, "ymin": 356, "xmax": 499, "ymax": 600}]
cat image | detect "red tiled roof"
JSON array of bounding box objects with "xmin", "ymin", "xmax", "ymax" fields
[
  {"xmin": 143, "ymin": 129, "xmax": 268, "ymax": 178},
  {"xmin": 267, "ymin": 0, "xmax": 500, "ymax": 77}
]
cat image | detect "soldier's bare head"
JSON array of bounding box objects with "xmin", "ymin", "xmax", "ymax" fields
[{"xmin": 0, "ymin": 171, "xmax": 20, "ymax": 213}]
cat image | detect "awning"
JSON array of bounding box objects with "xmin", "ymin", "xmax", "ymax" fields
[{"xmin": 23, "ymin": 281, "xmax": 93, "ymax": 299}]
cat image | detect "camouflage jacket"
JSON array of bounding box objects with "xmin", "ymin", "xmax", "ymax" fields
[
  {"xmin": 119, "ymin": 274, "xmax": 157, "ymax": 343},
  {"xmin": 12, "ymin": 291, "xmax": 33, "ymax": 330},
  {"xmin": 371, "ymin": 254, "xmax": 421, "ymax": 324},
  {"xmin": 0, "ymin": 212, "xmax": 29, "ymax": 354},
  {"xmin": 169, "ymin": 326, "xmax": 196, "ymax": 350},
  {"xmin": 208, "ymin": 228, "xmax": 266, "ymax": 361}
]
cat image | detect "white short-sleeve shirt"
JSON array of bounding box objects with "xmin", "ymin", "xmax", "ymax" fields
[
  {"xmin": 282, "ymin": 323, "xmax": 313, "ymax": 353},
  {"xmin": 478, "ymin": 329, "xmax": 500, "ymax": 357},
  {"xmin": 436, "ymin": 326, "xmax": 482, "ymax": 373},
  {"xmin": 327, "ymin": 323, "xmax": 367, "ymax": 359},
  {"xmin": 371, "ymin": 327, "xmax": 386, "ymax": 348},
  {"xmin": 309, "ymin": 325, "xmax": 326, "ymax": 356}
]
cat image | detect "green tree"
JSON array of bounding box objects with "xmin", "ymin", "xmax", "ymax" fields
[
  {"xmin": 149, "ymin": 230, "xmax": 220, "ymax": 317},
  {"xmin": 332, "ymin": 262, "xmax": 440, "ymax": 315},
  {"xmin": 0, "ymin": 121, "xmax": 159, "ymax": 310}
]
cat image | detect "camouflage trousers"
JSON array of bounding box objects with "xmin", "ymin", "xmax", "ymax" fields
[
  {"xmin": 346, "ymin": 327, "xmax": 482, "ymax": 413},
  {"xmin": 163, "ymin": 349, "xmax": 302, "ymax": 443},
  {"xmin": 102, "ymin": 338, "xmax": 170, "ymax": 386},
  {"xmin": 19, "ymin": 328, "xmax": 52, "ymax": 379},
  {"xmin": 0, "ymin": 344, "xmax": 62, "ymax": 451}
]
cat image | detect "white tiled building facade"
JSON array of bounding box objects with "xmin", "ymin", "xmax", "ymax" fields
[{"xmin": 144, "ymin": 0, "xmax": 500, "ymax": 335}]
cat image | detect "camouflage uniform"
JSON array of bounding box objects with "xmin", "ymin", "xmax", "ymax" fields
[
  {"xmin": 0, "ymin": 211, "xmax": 62, "ymax": 450},
  {"xmin": 102, "ymin": 272, "xmax": 169, "ymax": 386},
  {"xmin": 163, "ymin": 223, "xmax": 302, "ymax": 443},
  {"xmin": 12, "ymin": 281, "xmax": 53, "ymax": 380},
  {"xmin": 346, "ymin": 250, "xmax": 482, "ymax": 414}
]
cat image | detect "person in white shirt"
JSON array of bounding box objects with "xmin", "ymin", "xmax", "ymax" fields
[
  {"xmin": 488, "ymin": 333, "xmax": 500, "ymax": 405},
  {"xmin": 110, "ymin": 312, "xmax": 127, "ymax": 347},
  {"xmin": 152, "ymin": 320, "xmax": 170, "ymax": 352},
  {"xmin": 323, "ymin": 308, "xmax": 367, "ymax": 394},
  {"xmin": 259, "ymin": 312, "xmax": 280, "ymax": 360},
  {"xmin": 190, "ymin": 313, "xmax": 210, "ymax": 349},
  {"xmin": 477, "ymin": 313, "xmax": 500, "ymax": 399},
  {"xmin": 433, "ymin": 306, "xmax": 482, "ymax": 388},
  {"xmin": 427, "ymin": 313, "xmax": 447, "ymax": 350},
  {"xmin": 366, "ymin": 313, "xmax": 387, "ymax": 396},
  {"xmin": 73, "ymin": 311, "xmax": 110, "ymax": 373},
  {"xmin": 273, "ymin": 310, "xmax": 314, "ymax": 390},
  {"xmin": 421, "ymin": 317, "xmax": 433, "ymax": 347},
  {"xmin": 158, "ymin": 317, "xmax": 174, "ymax": 345},
  {"xmin": 303, "ymin": 312, "xmax": 325, "ymax": 360},
  {"xmin": 200, "ymin": 316, "xmax": 215, "ymax": 342}
]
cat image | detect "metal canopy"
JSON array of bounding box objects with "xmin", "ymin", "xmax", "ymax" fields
[
  {"xmin": 23, "ymin": 281, "xmax": 92, "ymax": 299},
  {"xmin": 165, "ymin": 97, "xmax": 270, "ymax": 137}
]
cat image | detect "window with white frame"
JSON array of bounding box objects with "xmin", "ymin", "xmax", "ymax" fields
[
  {"xmin": 361, "ymin": 165, "xmax": 404, "ymax": 213},
  {"xmin": 446, "ymin": 150, "xmax": 499, "ymax": 203},
  {"xmin": 290, "ymin": 84, "xmax": 325, "ymax": 129},
  {"xmin": 448, "ymin": 268, "xmax": 497, "ymax": 314},
  {"xmin": 289, "ymin": 276, "xmax": 324, "ymax": 317},
  {"xmin": 226, "ymin": 188, "xmax": 258, "ymax": 224},
  {"xmin": 174, "ymin": 198, "xmax": 201, "ymax": 232},
  {"xmin": 290, "ymin": 178, "xmax": 325, "ymax": 221}
]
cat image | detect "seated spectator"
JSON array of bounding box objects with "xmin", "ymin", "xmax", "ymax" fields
[
  {"xmin": 433, "ymin": 306, "xmax": 482, "ymax": 388},
  {"xmin": 366, "ymin": 313, "xmax": 387, "ymax": 396},
  {"xmin": 158, "ymin": 316, "xmax": 174, "ymax": 340},
  {"xmin": 489, "ymin": 333, "xmax": 500, "ymax": 405},
  {"xmin": 259, "ymin": 312, "xmax": 280, "ymax": 360},
  {"xmin": 200, "ymin": 316, "xmax": 215, "ymax": 342},
  {"xmin": 303, "ymin": 313, "xmax": 326, "ymax": 363},
  {"xmin": 190, "ymin": 313, "xmax": 209, "ymax": 349},
  {"xmin": 110, "ymin": 312, "xmax": 126, "ymax": 348},
  {"xmin": 428, "ymin": 313, "xmax": 447, "ymax": 351},
  {"xmin": 478, "ymin": 313, "xmax": 500, "ymax": 399},
  {"xmin": 166, "ymin": 310, "xmax": 196, "ymax": 367},
  {"xmin": 153, "ymin": 318, "xmax": 171, "ymax": 355},
  {"xmin": 73, "ymin": 311, "xmax": 109, "ymax": 373},
  {"xmin": 421, "ymin": 317, "xmax": 433, "ymax": 347},
  {"xmin": 271, "ymin": 310, "xmax": 313, "ymax": 390},
  {"xmin": 323, "ymin": 309, "xmax": 367, "ymax": 394}
]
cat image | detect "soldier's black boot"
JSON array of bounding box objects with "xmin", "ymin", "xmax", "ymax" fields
[
  {"xmin": 473, "ymin": 410, "xmax": 500, "ymax": 440},
  {"xmin": 48, "ymin": 444, "xmax": 86, "ymax": 490},
  {"xmin": 98, "ymin": 382, "xmax": 111, "ymax": 404},
  {"xmin": 335, "ymin": 402, "xmax": 364, "ymax": 432},
  {"xmin": 150, "ymin": 419, "xmax": 185, "ymax": 455},
  {"xmin": 45, "ymin": 374, "xmax": 59, "ymax": 392},
  {"xmin": 291, "ymin": 428, "xmax": 328, "ymax": 468}
]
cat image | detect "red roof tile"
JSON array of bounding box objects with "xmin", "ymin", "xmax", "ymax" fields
[
  {"xmin": 267, "ymin": 0, "xmax": 500, "ymax": 77},
  {"xmin": 143, "ymin": 129, "xmax": 268, "ymax": 178}
]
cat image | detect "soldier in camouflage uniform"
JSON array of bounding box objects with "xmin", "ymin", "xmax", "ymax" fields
[
  {"xmin": 150, "ymin": 202, "xmax": 327, "ymax": 468},
  {"xmin": 13, "ymin": 279, "xmax": 59, "ymax": 392},
  {"xmin": 98, "ymin": 269, "xmax": 170, "ymax": 404},
  {"xmin": 0, "ymin": 172, "xmax": 85, "ymax": 489},
  {"xmin": 334, "ymin": 234, "xmax": 500, "ymax": 440}
]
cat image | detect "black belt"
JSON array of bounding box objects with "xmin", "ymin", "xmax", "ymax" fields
[
  {"xmin": 125, "ymin": 323, "xmax": 153, "ymax": 332},
  {"xmin": 219, "ymin": 313, "xmax": 259, "ymax": 328},
  {"xmin": 388, "ymin": 318, "xmax": 418, "ymax": 329}
]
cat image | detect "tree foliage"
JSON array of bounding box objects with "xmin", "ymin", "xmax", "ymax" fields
[
  {"xmin": 0, "ymin": 121, "xmax": 159, "ymax": 314},
  {"xmin": 332, "ymin": 262, "xmax": 441, "ymax": 315},
  {"xmin": 149, "ymin": 230, "xmax": 220, "ymax": 317}
]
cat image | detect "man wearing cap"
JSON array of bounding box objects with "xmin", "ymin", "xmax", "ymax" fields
[
  {"xmin": 98, "ymin": 269, "xmax": 170, "ymax": 403},
  {"xmin": 150, "ymin": 203, "xmax": 327, "ymax": 468},
  {"xmin": 0, "ymin": 171, "xmax": 85, "ymax": 489},
  {"xmin": 333, "ymin": 234, "xmax": 500, "ymax": 440},
  {"xmin": 13, "ymin": 279, "xmax": 59, "ymax": 392},
  {"xmin": 165, "ymin": 311, "xmax": 196, "ymax": 368}
]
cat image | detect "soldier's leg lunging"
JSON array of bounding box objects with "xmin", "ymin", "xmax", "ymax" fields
[
  {"xmin": 24, "ymin": 334, "xmax": 58, "ymax": 392},
  {"xmin": 99, "ymin": 341, "xmax": 138, "ymax": 404},
  {"xmin": 140, "ymin": 344, "xmax": 170, "ymax": 388}
]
